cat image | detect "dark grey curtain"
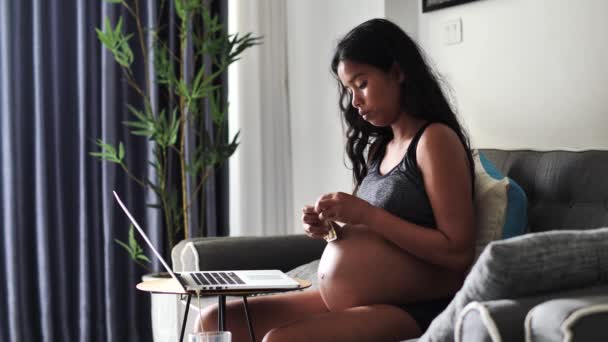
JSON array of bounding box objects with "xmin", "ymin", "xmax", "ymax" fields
[{"xmin": 0, "ymin": 0, "xmax": 228, "ymax": 341}]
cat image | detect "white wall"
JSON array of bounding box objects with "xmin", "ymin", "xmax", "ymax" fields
[
  {"xmin": 286, "ymin": 0, "xmax": 385, "ymax": 234},
  {"xmin": 418, "ymin": 0, "xmax": 608, "ymax": 150},
  {"xmin": 385, "ymin": 0, "xmax": 418, "ymax": 39}
]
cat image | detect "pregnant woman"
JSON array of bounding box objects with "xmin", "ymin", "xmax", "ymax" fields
[{"xmin": 196, "ymin": 18, "xmax": 476, "ymax": 341}]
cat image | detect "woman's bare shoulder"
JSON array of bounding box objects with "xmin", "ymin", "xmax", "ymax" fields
[
  {"xmin": 416, "ymin": 122, "xmax": 467, "ymax": 164},
  {"xmin": 422, "ymin": 122, "xmax": 461, "ymax": 143}
]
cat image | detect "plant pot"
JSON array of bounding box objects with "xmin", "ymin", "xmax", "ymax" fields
[{"xmin": 142, "ymin": 272, "xmax": 183, "ymax": 342}]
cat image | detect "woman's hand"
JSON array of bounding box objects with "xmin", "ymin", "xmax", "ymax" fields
[
  {"xmin": 314, "ymin": 192, "xmax": 374, "ymax": 226},
  {"xmin": 302, "ymin": 205, "xmax": 332, "ymax": 239}
]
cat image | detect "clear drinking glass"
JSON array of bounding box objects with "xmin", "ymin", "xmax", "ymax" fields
[{"xmin": 188, "ymin": 331, "xmax": 232, "ymax": 342}]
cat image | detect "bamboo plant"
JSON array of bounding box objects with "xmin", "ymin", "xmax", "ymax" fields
[{"xmin": 91, "ymin": 0, "xmax": 260, "ymax": 270}]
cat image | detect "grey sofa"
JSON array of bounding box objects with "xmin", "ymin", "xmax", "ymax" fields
[{"xmin": 172, "ymin": 149, "xmax": 608, "ymax": 341}]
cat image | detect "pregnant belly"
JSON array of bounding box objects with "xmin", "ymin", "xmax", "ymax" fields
[{"xmin": 318, "ymin": 226, "xmax": 461, "ymax": 311}]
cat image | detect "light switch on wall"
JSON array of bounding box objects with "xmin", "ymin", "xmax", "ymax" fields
[{"xmin": 442, "ymin": 18, "xmax": 462, "ymax": 45}]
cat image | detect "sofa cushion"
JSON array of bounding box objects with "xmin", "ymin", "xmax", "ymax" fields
[
  {"xmin": 473, "ymin": 150, "xmax": 529, "ymax": 258},
  {"xmin": 454, "ymin": 285, "xmax": 608, "ymax": 342},
  {"xmin": 419, "ymin": 227, "xmax": 608, "ymax": 342}
]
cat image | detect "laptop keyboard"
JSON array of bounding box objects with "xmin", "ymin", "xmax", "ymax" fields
[{"xmin": 190, "ymin": 272, "xmax": 245, "ymax": 286}]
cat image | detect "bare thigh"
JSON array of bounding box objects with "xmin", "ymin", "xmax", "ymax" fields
[
  {"xmin": 263, "ymin": 304, "xmax": 421, "ymax": 342},
  {"xmin": 195, "ymin": 289, "xmax": 329, "ymax": 341}
]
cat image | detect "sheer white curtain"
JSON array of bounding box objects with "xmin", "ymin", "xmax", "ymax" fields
[{"xmin": 228, "ymin": 0, "xmax": 294, "ymax": 236}]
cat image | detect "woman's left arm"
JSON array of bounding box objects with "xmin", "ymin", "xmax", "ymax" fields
[
  {"xmin": 371, "ymin": 124, "xmax": 475, "ymax": 271},
  {"xmin": 317, "ymin": 124, "xmax": 475, "ymax": 272}
]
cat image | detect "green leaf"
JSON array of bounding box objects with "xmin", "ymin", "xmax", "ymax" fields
[
  {"xmin": 177, "ymin": 80, "xmax": 189, "ymax": 98},
  {"xmin": 123, "ymin": 120, "xmax": 150, "ymax": 129},
  {"xmin": 155, "ymin": 44, "xmax": 176, "ymax": 86},
  {"xmin": 133, "ymin": 242, "xmax": 143, "ymax": 255},
  {"xmin": 96, "ymin": 16, "xmax": 133, "ymax": 68},
  {"xmin": 104, "ymin": 17, "xmax": 112, "ymax": 36},
  {"xmin": 128, "ymin": 224, "xmax": 137, "ymax": 249},
  {"xmin": 168, "ymin": 109, "xmax": 180, "ymax": 146},
  {"xmin": 124, "ymin": 105, "xmax": 158, "ymax": 139},
  {"xmin": 131, "ymin": 130, "xmax": 155, "ymax": 137},
  {"xmin": 126, "ymin": 105, "xmax": 149, "ymax": 122},
  {"xmin": 192, "ymin": 68, "xmax": 205, "ymax": 96},
  {"xmin": 209, "ymin": 90, "xmax": 224, "ymax": 125},
  {"xmin": 114, "ymin": 238, "xmax": 132, "ymax": 253},
  {"xmin": 95, "ymin": 28, "xmax": 109, "ymax": 46},
  {"xmin": 226, "ymin": 33, "xmax": 263, "ymax": 66},
  {"xmin": 118, "ymin": 142, "xmax": 125, "ymax": 161},
  {"xmin": 115, "ymin": 16, "xmax": 124, "ymax": 35},
  {"xmin": 174, "ymin": 0, "xmax": 186, "ymax": 20},
  {"xmin": 124, "ymin": 225, "xmax": 152, "ymax": 264},
  {"xmin": 90, "ymin": 139, "xmax": 124, "ymax": 164},
  {"xmin": 104, "ymin": 0, "xmax": 123, "ymax": 3},
  {"xmin": 114, "ymin": 238, "xmax": 136, "ymax": 259},
  {"xmin": 136, "ymin": 253, "xmax": 151, "ymax": 263}
]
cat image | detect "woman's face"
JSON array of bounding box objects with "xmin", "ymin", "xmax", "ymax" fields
[{"xmin": 337, "ymin": 59, "xmax": 403, "ymax": 127}]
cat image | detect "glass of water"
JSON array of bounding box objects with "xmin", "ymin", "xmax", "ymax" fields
[{"xmin": 188, "ymin": 331, "xmax": 232, "ymax": 342}]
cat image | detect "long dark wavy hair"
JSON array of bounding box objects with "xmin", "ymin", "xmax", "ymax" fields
[{"xmin": 331, "ymin": 18, "xmax": 475, "ymax": 192}]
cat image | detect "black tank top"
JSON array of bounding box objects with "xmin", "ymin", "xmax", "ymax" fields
[{"xmin": 356, "ymin": 122, "xmax": 436, "ymax": 228}]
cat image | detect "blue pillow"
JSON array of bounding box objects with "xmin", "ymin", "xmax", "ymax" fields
[
  {"xmin": 473, "ymin": 150, "xmax": 528, "ymax": 257},
  {"xmin": 478, "ymin": 152, "xmax": 528, "ymax": 238}
]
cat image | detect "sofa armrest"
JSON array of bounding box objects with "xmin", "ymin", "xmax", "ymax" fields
[
  {"xmin": 171, "ymin": 234, "xmax": 326, "ymax": 272},
  {"xmin": 455, "ymin": 284, "xmax": 608, "ymax": 342},
  {"xmin": 525, "ymin": 293, "xmax": 608, "ymax": 342}
]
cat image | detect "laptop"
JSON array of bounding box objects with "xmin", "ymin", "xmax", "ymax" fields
[{"xmin": 113, "ymin": 191, "xmax": 301, "ymax": 292}]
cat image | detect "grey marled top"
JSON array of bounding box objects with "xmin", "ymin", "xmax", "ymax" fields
[{"xmin": 357, "ymin": 122, "xmax": 436, "ymax": 229}]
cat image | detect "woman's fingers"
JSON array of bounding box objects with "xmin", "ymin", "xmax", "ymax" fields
[
  {"xmin": 314, "ymin": 197, "xmax": 332, "ymax": 213},
  {"xmin": 302, "ymin": 211, "xmax": 321, "ymax": 225},
  {"xmin": 307, "ymin": 223, "xmax": 329, "ymax": 234},
  {"xmin": 303, "ymin": 223, "xmax": 330, "ymax": 239},
  {"xmin": 302, "ymin": 203, "xmax": 333, "ymax": 239},
  {"xmin": 314, "ymin": 197, "xmax": 337, "ymax": 221},
  {"xmin": 303, "ymin": 210, "xmax": 330, "ymax": 238},
  {"xmin": 302, "ymin": 205, "xmax": 316, "ymax": 214},
  {"xmin": 317, "ymin": 210, "xmax": 334, "ymax": 222}
]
